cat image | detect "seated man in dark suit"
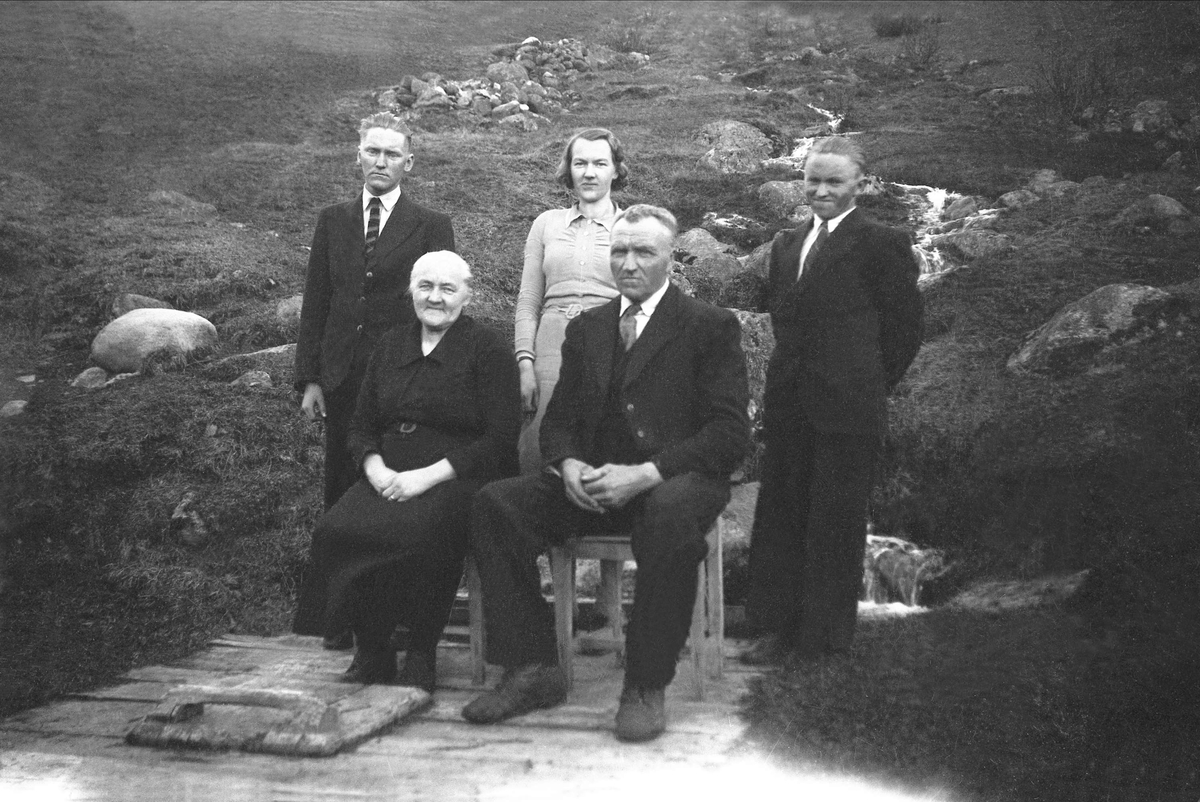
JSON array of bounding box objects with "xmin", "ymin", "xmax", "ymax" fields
[{"xmin": 462, "ymin": 204, "xmax": 750, "ymax": 743}]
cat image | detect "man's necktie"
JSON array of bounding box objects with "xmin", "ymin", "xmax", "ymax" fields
[
  {"xmin": 620, "ymin": 303, "xmax": 641, "ymax": 351},
  {"xmin": 799, "ymin": 220, "xmax": 828, "ymax": 278},
  {"xmin": 365, "ymin": 197, "xmax": 382, "ymax": 259}
]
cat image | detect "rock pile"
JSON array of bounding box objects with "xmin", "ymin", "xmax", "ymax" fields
[{"xmin": 377, "ymin": 37, "xmax": 603, "ymax": 131}]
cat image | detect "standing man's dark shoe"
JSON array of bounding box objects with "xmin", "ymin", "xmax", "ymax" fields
[
  {"xmin": 461, "ymin": 664, "xmax": 567, "ymax": 724},
  {"xmin": 614, "ymin": 686, "xmax": 666, "ymax": 742},
  {"xmin": 341, "ymin": 647, "xmax": 397, "ymax": 685}
]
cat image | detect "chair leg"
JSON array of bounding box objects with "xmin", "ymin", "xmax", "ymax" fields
[
  {"xmin": 598, "ymin": 559, "xmax": 625, "ymax": 668},
  {"xmin": 466, "ymin": 556, "xmax": 487, "ymax": 687},
  {"xmin": 708, "ymin": 519, "xmax": 725, "ymax": 680},
  {"xmin": 549, "ymin": 546, "xmax": 575, "ymax": 690},
  {"xmin": 689, "ymin": 564, "xmax": 707, "ymax": 701}
]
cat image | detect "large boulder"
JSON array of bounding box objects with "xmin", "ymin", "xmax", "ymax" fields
[
  {"xmin": 928, "ymin": 229, "xmax": 1012, "ymax": 260},
  {"xmin": 212, "ymin": 342, "xmax": 296, "ymax": 384},
  {"xmin": 696, "ymin": 120, "xmax": 773, "ymax": 175},
  {"xmin": 674, "ymin": 227, "xmax": 734, "ymax": 264},
  {"xmin": 413, "ymin": 86, "xmax": 454, "ymax": 111},
  {"xmin": 715, "ymin": 242, "xmax": 772, "ymax": 310},
  {"xmin": 1007, "ymin": 284, "xmax": 1186, "ymax": 375},
  {"xmin": 91, "ymin": 308, "xmax": 218, "ymax": 373},
  {"xmin": 999, "ymin": 189, "xmax": 1039, "ymax": 209},
  {"xmin": 942, "ymin": 195, "xmax": 981, "ymax": 221},
  {"xmin": 757, "ymin": 180, "xmax": 808, "ymax": 219},
  {"xmin": 681, "ymin": 253, "xmax": 743, "ymax": 305},
  {"xmin": 1114, "ymin": 194, "xmax": 1190, "ymax": 231},
  {"xmin": 275, "ymin": 295, "xmax": 303, "ymax": 330},
  {"xmin": 1026, "ymin": 169, "xmax": 1064, "ymax": 194},
  {"xmin": 486, "ymin": 61, "xmax": 528, "ymax": 86}
]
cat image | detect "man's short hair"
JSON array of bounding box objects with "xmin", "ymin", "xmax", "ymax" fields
[
  {"xmin": 555, "ymin": 128, "xmax": 630, "ymax": 192},
  {"xmin": 615, "ymin": 204, "xmax": 678, "ymax": 240},
  {"xmin": 806, "ymin": 136, "xmax": 866, "ymax": 175},
  {"xmin": 358, "ymin": 112, "xmax": 413, "ymax": 149},
  {"xmin": 409, "ymin": 250, "xmax": 473, "ymax": 294}
]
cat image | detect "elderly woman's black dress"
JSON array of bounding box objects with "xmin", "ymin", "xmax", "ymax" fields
[{"xmin": 293, "ymin": 314, "xmax": 520, "ymax": 657}]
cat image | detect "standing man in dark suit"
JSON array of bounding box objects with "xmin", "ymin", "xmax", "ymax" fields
[
  {"xmin": 461, "ymin": 205, "xmax": 749, "ymax": 743},
  {"xmin": 295, "ymin": 112, "xmax": 455, "ymax": 513},
  {"xmin": 741, "ymin": 137, "xmax": 922, "ymax": 665}
]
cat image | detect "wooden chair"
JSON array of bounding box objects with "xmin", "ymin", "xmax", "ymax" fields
[
  {"xmin": 548, "ymin": 518, "xmax": 725, "ymax": 700},
  {"xmin": 464, "ymin": 555, "xmax": 487, "ymax": 686}
]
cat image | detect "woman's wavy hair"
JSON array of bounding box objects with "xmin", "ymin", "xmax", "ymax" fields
[{"xmin": 555, "ymin": 128, "xmax": 629, "ymax": 192}]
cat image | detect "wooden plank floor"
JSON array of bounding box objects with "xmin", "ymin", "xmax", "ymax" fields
[{"xmin": 0, "ymin": 633, "xmax": 762, "ymax": 801}]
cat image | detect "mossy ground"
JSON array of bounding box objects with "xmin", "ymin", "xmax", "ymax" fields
[{"xmin": 1, "ymin": 2, "xmax": 1198, "ymax": 798}]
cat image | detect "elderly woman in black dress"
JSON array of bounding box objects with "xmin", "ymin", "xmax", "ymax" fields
[{"xmin": 293, "ymin": 250, "xmax": 520, "ymax": 691}]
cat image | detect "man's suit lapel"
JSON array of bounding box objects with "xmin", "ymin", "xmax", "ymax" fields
[
  {"xmin": 623, "ymin": 284, "xmax": 680, "ymax": 388},
  {"xmin": 588, "ymin": 300, "xmax": 620, "ymax": 397},
  {"xmin": 795, "ymin": 209, "xmax": 864, "ymax": 294},
  {"xmin": 373, "ymin": 192, "xmax": 421, "ymax": 261}
]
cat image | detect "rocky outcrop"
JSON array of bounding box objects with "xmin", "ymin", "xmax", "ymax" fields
[
  {"xmin": 1114, "ymin": 194, "xmax": 1191, "ymax": 232},
  {"xmin": 927, "ymin": 229, "xmax": 1012, "ymax": 260},
  {"xmin": 377, "ymin": 37, "xmax": 590, "ymax": 131},
  {"xmin": 91, "ymin": 309, "xmax": 218, "ymax": 373},
  {"xmin": 757, "ymin": 180, "xmax": 808, "ymax": 219},
  {"xmin": 674, "ymin": 227, "xmax": 734, "ymax": 263},
  {"xmin": 1007, "ymin": 284, "xmax": 1188, "ymax": 375},
  {"xmin": 230, "ymin": 370, "xmax": 273, "ymax": 390},
  {"xmin": 275, "ymin": 295, "xmax": 304, "ymax": 331},
  {"xmin": 1, "ymin": 400, "xmax": 26, "ymax": 418},
  {"xmin": 696, "ymin": 120, "xmax": 774, "ymax": 174}
]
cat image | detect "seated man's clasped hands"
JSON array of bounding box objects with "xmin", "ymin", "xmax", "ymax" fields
[
  {"xmin": 462, "ymin": 205, "xmax": 750, "ymax": 743},
  {"xmin": 292, "ymin": 251, "xmax": 520, "ymax": 693}
]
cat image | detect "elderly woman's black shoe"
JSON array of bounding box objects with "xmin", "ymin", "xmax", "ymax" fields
[{"xmin": 342, "ymin": 648, "xmax": 397, "ymax": 685}]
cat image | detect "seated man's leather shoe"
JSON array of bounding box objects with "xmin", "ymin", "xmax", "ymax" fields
[
  {"xmin": 341, "ymin": 648, "xmax": 396, "ymax": 685},
  {"xmin": 461, "ymin": 664, "xmax": 567, "ymax": 724},
  {"xmin": 738, "ymin": 633, "xmax": 791, "ymax": 666},
  {"xmin": 323, "ymin": 630, "xmax": 354, "ymax": 651},
  {"xmin": 614, "ymin": 685, "xmax": 666, "ymax": 742},
  {"xmin": 396, "ymin": 650, "xmax": 436, "ymax": 694}
]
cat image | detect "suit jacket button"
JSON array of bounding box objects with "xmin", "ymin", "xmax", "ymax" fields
[
  {"xmin": 636, "ymin": 429, "xmax": 645, "ymax": 438},
  {"xmin": 366, "ymin": 271, "xmax": 373, "ymax": 278},
  {"xmin": 356, "ymin": 325, "xmax": 363, "ymax": 333},
  {"xmin": 626, "ymin": 403, "xmax": 634, "ymax": 412}
]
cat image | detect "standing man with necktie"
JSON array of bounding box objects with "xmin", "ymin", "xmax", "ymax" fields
[
  {"xmin": 294, "ymin": 112, "xmax": 456, "ymax": 645},
  {"xmin": 741, "ymin": 137, "xmax": 923, "ymax": 666},
  {"xmin": 461, "ymin": 205, "xmax": 750, "ymax": 743}
]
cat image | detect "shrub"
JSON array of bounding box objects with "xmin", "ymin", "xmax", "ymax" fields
[
  {"xmin": 871, "ymin": 13, "xmax": 926, "ymax": 39},
  {"xmin": 899, "ymin": 24, "xmax": 943, "ymax": 72},
  {"xmin": 597, "ymin": 9, "xmax": 672, "ymax": 55},
  {"xmin": 1034, "ymin": 44, "xmax": 1120, "ymax": 124}
]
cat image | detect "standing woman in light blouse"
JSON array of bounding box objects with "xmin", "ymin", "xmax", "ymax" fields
[{"xmin": 515, "ymin": 128, "xmax": 629, "ymax": 471}]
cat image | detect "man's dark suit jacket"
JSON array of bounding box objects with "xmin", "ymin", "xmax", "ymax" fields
[
  {"xmin": 762, "ymin": 208, "xmax": 922, "ymax": 439},
  {"xmin": 294, "ymin": 192, "xmax": 455, "ymax": 394},
  {"xmin": 539, "ymin": 282, "xmax": 750, "ymax": 480}
]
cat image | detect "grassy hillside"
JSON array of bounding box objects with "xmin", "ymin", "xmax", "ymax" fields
[{"xmin": 1, "ymin": 1, "xmax": 1198, "ymax": 798}]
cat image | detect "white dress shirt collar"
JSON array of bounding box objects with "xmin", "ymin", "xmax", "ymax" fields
[
  {"xmin": 620, "ymin": 280, "xmax": 670, "ymax": 338},
  {"xmin": 813, "ymin": 204, "xmax": 857, "ymax": 233},
  {"xmin": 363, "ymin": 184, "xmax": 402, "ymax": 214}
]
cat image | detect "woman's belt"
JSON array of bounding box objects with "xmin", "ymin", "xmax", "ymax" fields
[{"xmin": 543, "ymin": 302, "xmax": 585, "ymax": 319}]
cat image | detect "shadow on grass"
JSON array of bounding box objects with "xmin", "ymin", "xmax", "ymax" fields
[{"xmin": 740, "ymin": 594, "xmax": 1200, "ymax": 801}]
